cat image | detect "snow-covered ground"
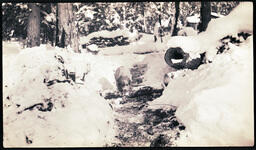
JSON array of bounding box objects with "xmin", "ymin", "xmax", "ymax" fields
[
  {"xmin": 149, "ymin": 35, "xmax": 254, "ymax": 146},
  {"xmin": 2, "ymin": 38, "xmax": 159, "ymax": 147},
  {"xmin": 148, "ymin": 2, "xmax": 254, "ymax": 146},
  {"xmin": 80, "ymin": 28, "xmax": 171, "ymax": 56},
  {"xmin": 166, "ymin": 2, "xmax": 253, "ymax": 62},
  {"xmin": 3, "ymin": 2, "xmax": 253, "ymax": 147},
  {"xmin": 2, "ymin": 45, "xmax": 125, "ymax": 147}
]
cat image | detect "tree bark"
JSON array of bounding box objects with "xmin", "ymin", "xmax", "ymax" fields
[
  {"xmin": 142, "ymin": 3, "xmax": 147, "ymax": 33},
  {"xmin": 172, "ymin": 2, "xmax": 180, "ymax": 36},
  {"xmin": 143, "ymin": 12, "xmax": 147, "ymax": 33},
  {"xmin": 123, "ymin": 5, "xmax": 126, "ymax": 28},
  {"xmin": 27, "ymin": 3, "xmax": 40, "ymax": 48},
  {"xmin": 57, "ymin": 3, "xmax": 80, "ymax": 53},
  {"xmin": 55, "ymin": 4, "xmax": 59, "ymax": 46},
  {"xmin": 198, "ymin": 2, "xmax": 211, "ymax": 32}
]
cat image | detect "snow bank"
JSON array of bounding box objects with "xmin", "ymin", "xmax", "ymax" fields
[
  {"xmin": 84, "ymin": 52, "xmax": 146, "ymax": 93},
  {"xmin": 177, "ymin": 27, "xmax": 198, "ymax": 36},
  {"xmin": 98, "ymin": 33, "xmax": 170, "ymax": 55},
  {"xmin": 80, "ymin": 28, "xmax": 172, "ymax": 56},
  {"xmin": 166, "ymin": 2, "xmax": 253, "ymax": 62},
  {"xmin": 3, "ymin": 42, "xmax": 151, "ymax": 147},
  {"xmin": 149, "ymin": 35, "xmax": 254, "ymax": 146},
  {"xmin": 2, "ymin": 41, "xmax": 21, "ymax": 55},
  {"xmin": 199, "ymin": 2, "xmax": 253, "ymax": 62},
  {"xmin": 80, "ymin": 28, "xmax": 139, "ymax": 44},
  {"xmin": 186, "ymin": 14, "xmax": 200, "ymax": 23},
  {"xmin": 139, "ymin": 52, "xmax": 175, "ymax": 89},
  {"xmin": 3, "ymin": 44, "xmax": 116, "ymax": 147},
  {"xmin": 203, "ymin": 2, "xmax": 253, "ymax": 40}
]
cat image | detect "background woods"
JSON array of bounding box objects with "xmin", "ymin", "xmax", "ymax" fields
[{"xmin": 2, "ymin": 2, "xmax": 239, "ymax": 51}]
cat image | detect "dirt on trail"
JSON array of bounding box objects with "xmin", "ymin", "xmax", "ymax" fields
[{"xmin": 105, "ymin": 64, "xmax": 186, "ymax": 147}]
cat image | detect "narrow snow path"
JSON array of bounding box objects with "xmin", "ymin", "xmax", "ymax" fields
[
  {"xmin": 107, "ymin": 65, "xmax": 186, "ymax": 147},
  {"xmin": 109, "ymin": 96, "xmax": 186, "ymax": 147}
]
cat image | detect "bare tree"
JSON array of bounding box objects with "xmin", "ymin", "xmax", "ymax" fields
[
  {"xmin": 198, "ymin": 2, "xmax": 211, "ymax": 32},
  {"xmin": 57, "ymin": 3, "xmax": 79, "ymax": 53},
  {"xmin": 172, "ymin": 2, "xmax": 180, "ymax": 36},
  {"xmin": 142, "ymin": 3, "xmax": 147, "ymax": 33},
  {"xmin": 27, "ymin": 3, "xmax": 40, "ymax": 48},
  {"xmin": 55, "ymin": 3, "xmax": 59, "ymax": 47}
]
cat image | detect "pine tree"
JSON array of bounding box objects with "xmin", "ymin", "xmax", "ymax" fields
[
  {"xmin": 57, "ymin": 3, "xmax": 80, "ymax": 53},
  {"xmin": 27, "ymin": 3, "xmax": 40, "ymax": 48},
  {"xmin": 172, "ymin": 2, "xmax": 180, "ymax": 36},
  {"xmin": 198, "ymin": 2, "xmax": 211, "ymax": 32}
]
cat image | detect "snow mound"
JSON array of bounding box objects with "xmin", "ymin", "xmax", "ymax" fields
[
  {"xmin": 87, "ymin": 44, "xmax": 99, "ymax": 53},
  {"xmin": 148, "ymin": 36, "xmax": 254, "ymax": 146},
  {"xmin": 177, "ymin": 27, "xmax": 198, "ymax": 36},
  {"xmin": 140, "ymin": 52, "xmax": 175, "ymax": 89},
  {"xmin": 3, "ymin": 45, "xmax": 116, "ymax": 147},
  {"xmin": 166, "ymin": 2, "xmax": 253, "ymax": 62},
  {"xmin": 80, "ymin": 28, "xmax": 139, "ymax": 44},
  {"xmin": 186, "ymin": 14, "xmax": 200, "ymax": 23},
  {"xmin": 2, "ymin": 41, "xmax": 21, "ymax": 55}
]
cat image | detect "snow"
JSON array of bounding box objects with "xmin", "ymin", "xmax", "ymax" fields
[
  {"xmin": 80, "ymin": 28, "xmax": 142, "ymax": 45},
  {"xmin": 161, "ymin": 16, "xmax": 172, "ymax": 27},
  {"xmin": 200, "ymin": 2, "xmax": 253, "ymax": 62},
  {"xmin": 148, "ymin": 21, "xmax": 254, "ymax": 147},
  {"xmin": 4, "ymin": 37, "xmax": 170, "ymax": 147},
  {"xmin": 3, "ymin": 2, "xmax": 253, "ymax": 147},
  {"xmin": 186, "ymin": 14, "xmax": 200, "ymax": 23},
  {"xmin": 80, "ymin": 28, "xmax": 133, "ymax": 44},
  {"xmin": 3, "ymin": 44, "xmax": 117, "ymax": 147},
  {"xmin": 44, "ymin": 13, "xmax": 55, "ymax": 22},
  {"xmin": 177, "ymin": 27, "xmax": 198, "ymax": 36},
  {"xmin": 166, "ymin": 2, "xmax": 253, "ymax": 62},
  {"xmin": 77, "ymin": 5, "xmax": 96, "ymax": 19},
  {"xmin": 3, "ymin": 34, "xmax": 173, "ymax": 147},
  {"xmin": 2, "ymin": 41, "xmax": 21, "ymax": 55},
  {"xmin": 86, "ymin": 33, "xmax": 170, "ymax": 56},
  {"xmin": 211, "ymin": 12, "xmax": 224, "ymax": 18},
  {"xmin": 138, "ymin": 52, "xmax": 175, "ymax": 89},
  {"xmin": 87, "ymin": 44, "xmax": 99, "ymax": 52}
]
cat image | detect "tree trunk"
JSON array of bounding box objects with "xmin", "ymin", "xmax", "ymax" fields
[
  {"xmin": 143, "ymin": 3, "xmax": 147, "ymax": 33},
  {"xmin": 158, "ymin": 14, "xmax": 163, "ymax": 42},
  {"xmin": 57, "ymin": 3, "xmax": 80, "ymax": 53},
  {"xmin": 55, "ymin": 4, "xmax": 59, "ymax": 47},
  {"xmin": 143, "ymin": 13, "xmax": 147, "ymax": 33},
  {"xmin": 27, "ymin": 3, "xmax": 40, "ymax": 48},
  {"xmin": 172, "ymin": 2, "xmax": 180, "ymax": 36},
  {"xmin": 123, "ymin": 5, "xmax": 127, "ymax": 29},
  {"xmin": 198, "ymin": 2, "xmax": 211, "ymax": 32}
]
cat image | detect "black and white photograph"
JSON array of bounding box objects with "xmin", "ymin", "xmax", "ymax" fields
[{"xmin": 2, "ymin": 1, "xmax": 254, "ymax": 147}]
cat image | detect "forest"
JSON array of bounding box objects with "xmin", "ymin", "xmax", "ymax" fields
[{"xmin": 2, "ymin": 2, "xmax": 239, "ymax": 50}]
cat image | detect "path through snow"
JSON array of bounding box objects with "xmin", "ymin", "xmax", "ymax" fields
[{"xmin": 106, "ymin": 64, "xmax": 186, "ymax": 147}]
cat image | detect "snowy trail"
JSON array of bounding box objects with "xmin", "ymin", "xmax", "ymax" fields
[
  {"xmin": 111, "ymin": 99, "xmax": 182, "ymax": 147},
  {"xmin": 112, "ymin": 100, "xmax": 151, "ymax": 146},
  {"xmin": 107, "ymin": 65, "xmax": 186, "ymax": 147}
]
